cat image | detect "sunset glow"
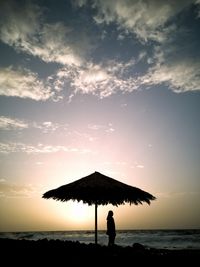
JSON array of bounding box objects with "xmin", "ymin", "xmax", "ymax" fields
[{"xmin": 0, "ymin": 0, "xmax": 200, "ymax": 232}]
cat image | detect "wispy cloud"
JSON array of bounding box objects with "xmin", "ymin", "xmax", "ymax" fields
[
  {"xmin": 141, "ymin": 56, "xmax": 200, "ymax": 93},
  {"xmin": 1, "ymin": 0, "xmax": 199, "ymax": 102},
  {"xmin": 54, "ymin": 43, "xmax": 200, "ymax": 97},
  {"xmin": 0, "ymin": 0, "xmax": 85, "ymax": 66},
  {"xmin": 30, "ymin": 22, "xmax": 83, "ymax": 66},
  {"xmin": 76, "ymin": 0, "xmax": 193, "ymax": 43},
  {"xmin": 0, "ymin": 67, "xmax": 53, "ymax": 100},
  {"xmin": 88, "ymin": 123, "xmax": 115, "ymax": 133},
  {"xmin": 32, "ymin": 121, "xmax": 69, "ymax": 134},
  {"xmin": 0, "ymin": 180, "xmax": 39, "ymax": 198},
  {"xmin": 195, "ymin": 0, "xmax": 200, "ymax": 17},
  {"xmin": 0, "ymin": 116, "xmax": 69, "ymax": 134},
  {"xmin": 72, "ymin": 60, "xmax": 138, "ymax": 97},
  {"xmin": 0, "ymin": 142, "xmax": 91, "ymax": 154},
  {"xmin": 71, "ymin": 0, "xmax": 200, "ymax": 96},
  {"xmin": 0, "ymin": 116, "xmax": 28, "ymax": 130},
  {"xmin": 53, "ymin": 59, "xmax": 139, "ymax": 98},
  {"xmin": 0, "ymin": 116, "xmax": 115, "ymax": 145}
]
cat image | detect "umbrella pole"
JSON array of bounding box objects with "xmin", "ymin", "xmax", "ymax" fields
[{"xmin": 95, "ymin": 202, "xmax": 98, "ymax": 244}]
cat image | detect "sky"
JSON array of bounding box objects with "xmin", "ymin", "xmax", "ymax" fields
[{"xmin": 0, "ymin": 0, "xmax": 200, "ymax": 232}]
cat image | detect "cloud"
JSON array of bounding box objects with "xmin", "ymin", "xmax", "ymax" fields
[
  {"xmin": 0, "ymin": 142, "xmax": 91, "ymax": 154},
  {"xmin": 141, "ymin": 58, "xmax": 200, "ymax": 93},
  {"xmin": 136, "ymin": 164, "xmax": 144, "ymax": 169},
  {"xmin": 78, "ymin": 0, "xmax": 194, "ymax": 43},
  {"xmin": 0, "ymin": 67, "xmax": 53, "ymax": 100},
  {"xmin": 1, "ymin": 0, "xmax": 199, "ymax": 101},
  {"xmin": 27, "ymin": 22, "xmax": 83, "ymax": 66},
  {"xmin": 0, "ymin": 116, "xmax": 70, "ymax": 134},
  {"xmin": 0, "ymin": 0, "xmax": 41, "ymax": 47},
  {"xmin": 54, "ymin": 59, "xmax": 138, "ymax": 98},
  {"xmin": 0, "ymin": 116, "xmax": 28, "ymax": 130},
  {"xmin": 0, "ymin": 0, "xmax": 84, "ymax": 66},
  {"xmin": 195, "ymin": 0, "xmax": 200, "ymax": 17},
  {"xmin": 88, "ymin": 123, "xmax": 115, "ymax": 133},
  {"xmin": 32, "ymin": 121, "xmax": 69, "ymax": 134},
  {"xmin": 0, "ymin": 116, "xmax": 114, "ymax": 144},
  {"xmin": 130, "ymin": 161, "xmax": 145, "ymax": 169},
  {"xmin": 53, "ymin": 48, "xmax": 200, "ymax": 98},
  {"xmin": 0, "ymin": 180, "xmax": 39, "ymax": 198}
]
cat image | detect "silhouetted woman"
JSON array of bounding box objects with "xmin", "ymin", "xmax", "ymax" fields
[{"xmin": 106, "ymin": 210, "xmax": 116, "ymax": 246}]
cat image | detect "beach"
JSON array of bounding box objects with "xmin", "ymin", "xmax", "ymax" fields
[{"xmin": 1, "ymin": 238, "xmax": 200, "ymax": 266}]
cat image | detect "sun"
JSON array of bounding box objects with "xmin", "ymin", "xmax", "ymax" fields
[
  {"xmin": 67, "ymin": 202, "xmax": 92, "ymax": 224},
  {"xmin": 70, "ymin": 203, "xmax": 88, "ymax": 221}
]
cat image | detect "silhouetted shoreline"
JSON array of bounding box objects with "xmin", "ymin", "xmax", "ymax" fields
[{"xmin": 1, "ymin": 238, "xmax": 199, "ymax": 265}]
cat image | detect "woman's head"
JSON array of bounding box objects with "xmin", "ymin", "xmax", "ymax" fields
[{"xmin": 108, "ymin": 210, "xmax": 113, "ymax": 216}]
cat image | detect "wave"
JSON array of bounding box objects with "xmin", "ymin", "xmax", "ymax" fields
[{"xmin": 0, "ymin": 229, "xmax": 199, "ymax": 249}]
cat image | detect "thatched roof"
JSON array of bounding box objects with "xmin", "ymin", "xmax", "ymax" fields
[{"xmin": 43, "ymin": 171, "xmax": 156, "ymax": 206}]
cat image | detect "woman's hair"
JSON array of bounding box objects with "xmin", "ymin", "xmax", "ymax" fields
[
  {"xmin": 108, "ymin": 210, "xmax": 113, "ymax": 216},
  {"xmin": 107, "ymin": 210, "xmax": 113, "ymax": 219}
]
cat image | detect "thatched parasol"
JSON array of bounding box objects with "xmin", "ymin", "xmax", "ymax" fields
[{"xmin": 42, "ymin": 171, "xmax": 156, "ymax": 244}]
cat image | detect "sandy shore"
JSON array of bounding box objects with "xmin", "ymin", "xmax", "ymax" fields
[{"xmin": 1, "ymin": 238, "xmax": 199, "ymax": 265}]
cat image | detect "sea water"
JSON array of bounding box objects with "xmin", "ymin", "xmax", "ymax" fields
[{"xmin": 0, "ymin": 229, "xmax": 199, "ymax": 250}]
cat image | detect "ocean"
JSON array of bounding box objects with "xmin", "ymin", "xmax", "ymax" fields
[{"xmin": 0, "ymin": 229, "xmax": 199, "ymax": 250}]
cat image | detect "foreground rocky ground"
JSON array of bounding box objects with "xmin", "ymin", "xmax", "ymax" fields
[{"xmin": 1, "ymin": 238, "xmax": 199, "ymax": 266}]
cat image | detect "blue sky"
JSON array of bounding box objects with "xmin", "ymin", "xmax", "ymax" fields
[{"xmin": 0, "ymin": 0, "xmax": 200, "ymax": 231}]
